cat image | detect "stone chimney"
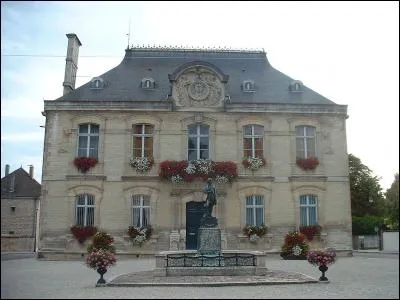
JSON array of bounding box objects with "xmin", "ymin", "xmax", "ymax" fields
[
  {"xmin": 5, "ymin": 164, "xmax": 10, "ymax": 176},
  {"xmin": 63, "ymin": 33, "xmax": 82, "ymax": 95},
  {"xmin": 29, "ymin": 165, "xmax": 34, "ymax": 178}
]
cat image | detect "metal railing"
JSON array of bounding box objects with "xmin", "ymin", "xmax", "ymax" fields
[{"xmin": 166, "ymin": 253, "xmax": 256, "ymax": 267}]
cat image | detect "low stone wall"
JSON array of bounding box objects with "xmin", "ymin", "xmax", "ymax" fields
[
  {"xmin": 154, "ymin": 250, "xmax": 267, "ymax": 277},
  {"xmin": 1, "ymin": 236, "xmax": 34, "ymax": 252}
]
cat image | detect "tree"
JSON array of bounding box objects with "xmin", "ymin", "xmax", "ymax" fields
[
  {"xmin": 383, "ymin": 173, "xmax": 399, "ymax": 229},
  {"xmin": 348, "ymin": 154, "xmax": 384, "ymax": 217}
]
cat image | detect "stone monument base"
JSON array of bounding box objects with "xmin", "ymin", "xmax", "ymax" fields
[{"xmin": 197, "ymin": 226, "xmax": 221, "ymax": 256}]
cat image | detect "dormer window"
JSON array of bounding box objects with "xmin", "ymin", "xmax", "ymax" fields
[
  {"xmin": 289, "ymin": 80, "xmax": 303, "ymax": 92},
  {"xmin": 242, "ymin": 80, "xmax": 255, "ymax": 93},
  {"xmin": 141, "ymin": 78, "xmax": 155, "ymax": 90},
  {"xmin": 90, "ymin": 77, "xmax": 105, "ymax": 89}
]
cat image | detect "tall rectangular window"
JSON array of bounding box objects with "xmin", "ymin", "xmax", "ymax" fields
[
  {"xmin": 299, "ymin": 195, "xmax": 318, "ymax": 226},
  {"xmin": 243, "ymin": 125, "xmax": 264, "ymax": 158},
  {"xmin": 245, "ymin": 195, "xmax": 264, "ymax": 226},
  {"xmin": 133, "ymin": 124, "xmax": 154, "ymax": 158},
  {"xmin": 132, "ymin": 195, "xmax": 150, "ymax": 227},
  {"xmin": 188, "ymin": 124, "xmax": 209, "ymax": 161},
  {"xmin": 296, "ymin": 126, "xmax": 316, "ymax": 158},
  {"xmin": 77, "ymin": 124, "xmax": 99, "ymax": 158},
  {"xmin": 76, "ymin": 194, "xmax": 95, "ymax": 226}
]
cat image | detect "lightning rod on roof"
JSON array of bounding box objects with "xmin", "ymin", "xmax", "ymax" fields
[{"xmin": 126, "ymin": 18, "xmax": 131, "ymax": 50}]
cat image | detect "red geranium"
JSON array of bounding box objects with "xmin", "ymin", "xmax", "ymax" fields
[
  {"xmin": 300, "ymin": 224, "xmax": 322, "ymax": 241},
  {"xmin": 70, "ymin": 225, "xmax": 97, "ymax": 244},
  {"xmin": 74, "ymin": 157, "xmax": 98, "ymax": 173},
  {"xmin": 296, "ymin": 157, "xmax": 319, "ymax": 170}
]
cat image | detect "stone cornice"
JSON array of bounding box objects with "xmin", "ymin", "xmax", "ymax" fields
[
  {"xmin": 65, "ymin": 175, "xmax": 107, "ymax": 181},
  {"xmin": 44, "ymin": 100, "xmax": 347, "ymax": 116}
]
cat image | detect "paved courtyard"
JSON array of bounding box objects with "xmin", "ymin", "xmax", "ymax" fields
[{"xmin": 1, "ymin": 252, "xmax": 398, "ymax": 299}]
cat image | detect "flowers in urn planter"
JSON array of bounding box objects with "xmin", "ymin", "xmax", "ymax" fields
[
  {"xmin": 299, "ymin": 224, "xmax": 322, "ymax": 241},
  {"xmin": 296, "ymin": 157, "xmax": 319, "ymax": 170},
  {"xmin": 307, "ymin": 249, "xmax": 336, "ymax": 267},
  {"xmin": 85, "ymin": 248, "xmax": 117, "ymax": 271},
  {"xmin": 74, "ymin": 157, "xmax": 98, "ymax": 173},
  {"xmin": 128, "ymin": 225, "xmax": 153, "ymax": 245},
  {"xmin": 129, "ymin": 156, "xmax": 154, "ymax": 173},
  {"xmin": 87, "ymin": 231, "xmax": 116, "ymax": 254},
  {"xmin": 70, "ymin": 225, "xmax": 97, "ymax": 244},
  {"xmin": 159, "ymin": 160, "xmax": 237, "ymax": 183},
  {"xmin": 242, "ymin": 156, "xmax": 266, "ymax": 171},
  {"xmin": 243, "ymin": 224, "xmax": 268, "ymax": 239},
  {"xmin": 280, "ymin": 231, "xmax": 309, "ymax": 259}
]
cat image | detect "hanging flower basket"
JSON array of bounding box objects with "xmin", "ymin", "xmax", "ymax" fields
[
  {"xmin": 73, "ymin": 157, "xmax": 98, "ymax": 173},
  {"xmin": 127, "ymin": 225, "xmax": 153, "ymax": 246},
  {"xmin": 159, "ymin": 160, "xmax": 237, "ymax": 183},
  {"xmin": 242, "ymin": 157, "xmax": 266, "ymax": 171},
  {"xmin": 299, "ymin": 224, "xmax": 322, "ymax": 241},
  {"xmin": 70, "ymin": 225, "xmax": 97, "ymax": 244},
  {"xmin": 243, "ymin": 224, "xmax": 268, "ymax": 239},
  {"xmin": 129, "ymin": 157, "xmax": 154, "ymax": 173},
  {"xmin": 296, "ymin": 157, "xmax": 319, "ymax": 170}
]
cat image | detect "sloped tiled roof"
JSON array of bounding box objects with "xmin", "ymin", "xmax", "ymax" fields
[
  {"xmin": 54, "ymin": 47, "xmax": 336, "ymax": 105},
  {"xmin": 1, "ymin": 168, "xmax": 41, "ymax": 199}
]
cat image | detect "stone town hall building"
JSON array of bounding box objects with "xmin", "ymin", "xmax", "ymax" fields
[{"xmin": 39, "ymin": 33, "xmax": 352, "ymax": 258}]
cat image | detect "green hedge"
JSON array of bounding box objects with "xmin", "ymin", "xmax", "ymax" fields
[{"xmin": 352, "ymin": 216, "xmax": 384, "ymax": 235}]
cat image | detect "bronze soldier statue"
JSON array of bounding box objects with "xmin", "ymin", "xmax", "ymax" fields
[{"xmin": 203, "ymin": 178, "xmax": 217, "ymax": 217}]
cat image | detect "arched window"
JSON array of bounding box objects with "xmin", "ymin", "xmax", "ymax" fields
[
  {"xmin": 132, "ymin": 124, "xmax": 154, "ymax": 158},
  {"xmin": 299, "ymin": 194, "xmax": 318, "ymax": 226},
  {"xmin": 296, "ymin": 125, "xmax": 316, "ymax": 158},
  {"xmin": 132, "ymin": 195, "xmax": 150, "ymax": 227},
  {"xmin": 243, "ymin": 124, "xmax": 264, "ymax": 158},
  {"xmin": 245, "ymin": 195, "xmax": 264, "ymax": 226},
  {"xmin": 77, "ymin": 123, "xmax": 99, "ymax": 158},
  {"xmin": 75, "ymin": 194, "xmax": 95, "ymax": 226},
  {"xmin": 188, "ymin": 124, "xmax": 209, "ymax": 161}
]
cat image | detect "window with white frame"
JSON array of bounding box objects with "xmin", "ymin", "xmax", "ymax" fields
[
  {"xmin": 77, "ymin": 124, "xmax": 99, "ymax": 158},
  {"xmin": 132, "ymin": 195, "xmax": 150, "ymax": 227},
  {"xmin": 243, "ymin": 125, "xmax": 264, "ymax": 158},
  {"xmin": 299, "ymin": 194, "xmax": 318, "ymax": 226},
  {"xmin": 296, "ymin": 125, "xmax": 316, "ymax": 158},
  {"xmin": 188, "ymin": 124, "xmax": 209, "ymax": 161},
  {"xmin": 245, "ymin": 195, "xmax": 264, "ymax": 226},
  {"xmin": 132, "ymin": 124, "xmax": 154, "ymax": 158},
  {"xmin": 75, "ymin": 194, "xmax": 95, "ymax": 226}
]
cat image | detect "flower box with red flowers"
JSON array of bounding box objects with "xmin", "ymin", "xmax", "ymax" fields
[
  {"xmin": 296, "ymin": 157, "xmax": 319, "ymax": 170},
  {"xmin": 159, "ymin": 159, "xmax": 238, "ymax": 183},
  {"xmin": 299, "ymin": 224, "xmax": 322, "ymax": 241},
  {"xmin": 73, "ymin": 157, "xmax": 98, "ymax": 173},
  {"xmin": 70, "ymin": 225, "xmax": 97, "ymax": 244}
]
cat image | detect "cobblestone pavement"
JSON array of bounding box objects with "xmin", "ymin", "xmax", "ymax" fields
[{"xmin": 1, "ymin": 252, "xmax": 398, "ymax": 299}]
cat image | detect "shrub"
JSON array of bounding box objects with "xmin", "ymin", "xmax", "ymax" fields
[{"xmin": 352, "ymin": 216, "xmax": 384, "ymax": 235}]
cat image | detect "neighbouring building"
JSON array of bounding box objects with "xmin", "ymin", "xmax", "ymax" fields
[
  {"xmin": 38, "ymin": 33, "xmax": 352, "ymax": 259},
  {"xmin": 1, "ymin": 165, "xmax": 41, "ymax": 252}
]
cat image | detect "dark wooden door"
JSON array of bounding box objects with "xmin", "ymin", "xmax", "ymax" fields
[{"xmin": 186, "ymin": 201, "xmax": 205, "ymax": 250}]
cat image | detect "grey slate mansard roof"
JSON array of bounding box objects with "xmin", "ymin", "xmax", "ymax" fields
[
  {"xmin": 55, "ymin": 47, "xmax": 336, "ymax": 105},
  {"xmin": 1, "ymin": 168, "xmax": 41, "ymax": 199}
]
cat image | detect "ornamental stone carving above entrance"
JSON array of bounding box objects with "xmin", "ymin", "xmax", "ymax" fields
[{"xmin": 172, "ymin": 66, "xmax": 226, "ymax": 108}]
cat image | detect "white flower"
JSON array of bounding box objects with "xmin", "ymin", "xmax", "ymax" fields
[
  {"xmin": 134, "ymin": 234, "xmax": 146, "ymax": 244},
  {"xmin": 246, "ymin": 157, "xmax": 265, "ymax": 170},
  {"xmin": 215, "ymin": 175, "xmax": 229, "ymax": 184},
  {"xmin": 185, "ymin": 163, "xmax": 196, "ymax": 174},
  {"xmin": 292, "ymin": 245, "xmax": 303, "ymax": 256},
  {"xmin": 171, "ymin": 175, "xmax": 184, "ymax": 184},
  {"xmin": 194, "ymin": 159, "xmax": 213, "ymax": 174},
  {"xmin": 249, "ymin": 234, "xmax": 259, "ymax": 242},
  {"xmin": 130, "ymin": 157, "xmax": 152, "ymax": 173}
]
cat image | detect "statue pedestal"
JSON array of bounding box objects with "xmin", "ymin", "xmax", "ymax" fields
[{"xmin": 197, "ymin": 226, "xmax": 221, "ymax": 256}]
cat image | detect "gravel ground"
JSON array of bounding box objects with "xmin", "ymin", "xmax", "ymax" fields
[{"xmin": 1, "ymin": 252, "xmax": 398, "ymax": 299}]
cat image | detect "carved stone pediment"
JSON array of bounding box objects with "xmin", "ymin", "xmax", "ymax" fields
[{"xmin": 173, "ymin": 66, "xmax": 225, "ymax": 107}]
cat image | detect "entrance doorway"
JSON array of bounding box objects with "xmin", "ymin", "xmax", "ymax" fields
[{"xmin": 185, "ymin": 201, "xmax": 205, "ymax": 249}]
